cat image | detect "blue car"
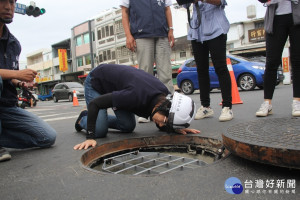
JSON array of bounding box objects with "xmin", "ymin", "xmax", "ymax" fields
[{"xmin": 176, "ymin": 54, "xmax": 283, "ymax": 95}]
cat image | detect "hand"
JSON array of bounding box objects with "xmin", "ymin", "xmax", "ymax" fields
[
  {"xmin": 126, "ymin": 35, "xmax": 136, "ymax": 52},
  {"xmin": 168, "ymin": 31, "xmax": 175, "ymax": 48},
  {"xmin": 18, "ymin": 69, "xmax": 37, "ymax": 82},
  {"xmin": 73, "ymin": 139, "xmax": 97, "ymax": 150},
  {"xmin": 175, "ymin": 128, "xmax": 200, "ymax": 135}
]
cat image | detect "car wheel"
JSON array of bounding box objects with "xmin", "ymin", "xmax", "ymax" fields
[
  {"xmin": 238, "ymin": 73, "xmax": 256, "ymax": 91},
  {"xmin": 180, "ymin": 80, "xmax": 194, "ymax": 95},
  {"xmin": 68, "ymin": 94, "xmax": 73, "ymax": 102},
  {"xmin": 53, "ymin": 95, "xmax": 58, "ymax": 103}
]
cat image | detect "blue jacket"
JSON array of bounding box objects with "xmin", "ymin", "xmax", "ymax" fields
[
  {"xmin": 0, "ymin": 25, "xmax": 21, "ymax": 107},
  {"xmin": 90, "ymin": 64, "xmax": 169, "ymax": 118},
  {"xmin": 129, "ymin": 0, "xmax": 169, "ymax": 39}
]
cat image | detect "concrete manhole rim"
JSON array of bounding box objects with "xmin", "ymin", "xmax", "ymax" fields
[
  {"xmin": 80, "ymin": 135, "xmax": 231, "ymax": 176},
  {"xmin": 222, "ymin": 117, "xmax": 300, "ymax": 170}
]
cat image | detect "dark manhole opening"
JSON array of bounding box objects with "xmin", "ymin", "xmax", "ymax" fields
[{"xmin": 81, "ymin": 135, "xmax": 230, "ymax": 176}]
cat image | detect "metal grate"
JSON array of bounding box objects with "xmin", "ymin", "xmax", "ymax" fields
[{"xmin": 102, "ymin": 151, "xmax": 208, "ymax": 175}]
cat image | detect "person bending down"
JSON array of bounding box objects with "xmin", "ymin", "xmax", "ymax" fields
[{"xmin": 73, "ymin": 64, "xmax": 200, "ymax": 150}]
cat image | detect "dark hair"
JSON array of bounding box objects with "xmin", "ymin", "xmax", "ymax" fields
[{"xmin": 151, "ymin": 95, "xmax": 171, "ymax": 119}]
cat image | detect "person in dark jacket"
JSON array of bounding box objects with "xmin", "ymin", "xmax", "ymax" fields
[
  {"xmin": 255, "ymin": 0, "xmax": 300, "ymax": 117},
  {"xmin": 0, "ymin": 0, "xmax": 56, "ymax": 162},
  {"xmin": 73, "ymin": 64, "xmax": 199, "ymax": 150}
]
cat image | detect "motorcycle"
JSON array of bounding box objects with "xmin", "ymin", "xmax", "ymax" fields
[{"xmin": 18, "ymin": 89, "xmax": 37, "ymax": 109}]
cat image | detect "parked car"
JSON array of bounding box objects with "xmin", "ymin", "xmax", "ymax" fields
[
  {"xmin": 52, "ymin": 82, "xmax": 84, "ymax": 102},
  {"xmin": 177, "ymin": 54, "xmax": 284, "ymax": 95}
]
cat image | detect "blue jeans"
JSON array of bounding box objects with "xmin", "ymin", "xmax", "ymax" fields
[
  {"xmin": 0, "ymin": 76, "xmax": 56, "ymax": 149},
  {"xmin": 79, "ymin": 73, "xmax": 136, "ymax": 138}
]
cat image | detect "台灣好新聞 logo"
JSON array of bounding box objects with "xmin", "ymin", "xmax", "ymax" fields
[{"xmin": 225, "ymin": 177, "xmax": 244, "ymax": 194}]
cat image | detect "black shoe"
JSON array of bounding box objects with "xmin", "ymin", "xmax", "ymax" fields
[
  {"xmin": 75, "ymin": 110, "xmax": 88, "ymax": 132},
  {"xmin": 0, "ymin": 147, "xmax": 11, "ymax": 162}
]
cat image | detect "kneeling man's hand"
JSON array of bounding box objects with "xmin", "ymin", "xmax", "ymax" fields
[{"xmin": 73, "ymin": 139, "xmax": 97, "ymax": 150}]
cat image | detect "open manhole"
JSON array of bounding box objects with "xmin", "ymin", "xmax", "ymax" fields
[{"xmin": 81, "ymin": 135, "xmax": 230, "ymax": 176}]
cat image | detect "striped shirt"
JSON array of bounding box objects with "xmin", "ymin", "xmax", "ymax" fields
[{"xmin": 184, "ymin": 0, "xmax": 230, "ymax": 43}]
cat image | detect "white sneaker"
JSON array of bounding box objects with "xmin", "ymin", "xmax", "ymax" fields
[
  {"xmin": 195, "ymin": 106, "xmax": 214, "ymax": 120},
  {"xmin": 219, "ymin": 107, "xmax": 233, "ymax": 122},
  {"xmin": 292, "ymin": 100, "xmax": 300, "ymax": 117},
  {"xmin": 138, "ymin": 117, "xmax": 150, "ymax": 123},
  {"xmin": 0, "ymin": 147, "xmax": 11, "ymax": 162},
  {"xmin": 256, "ymin": 101, "xmax": 272, "ymax": 117}
]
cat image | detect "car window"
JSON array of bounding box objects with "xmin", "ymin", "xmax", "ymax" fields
[
  {"xmin": 186, "ymin": 60, "xmax": 197, "ymax": 67},
  {"xmin": 55, "ymin": 84, "xmax": 63, "ymax": 89},
  {"xmin": 66, "ymin": 82, "xmax": 83, "ymax": 88},
  {"xmin": 230, "ymin": 58, "xmax": 239, "ymax": 65}
]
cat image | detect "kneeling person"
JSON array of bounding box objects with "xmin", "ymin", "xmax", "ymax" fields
[{"xmin": 74, "ymin": 64, "xmax": 200, "ymax": 150}]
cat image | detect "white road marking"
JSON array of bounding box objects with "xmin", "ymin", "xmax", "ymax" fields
[
  {"xmin": 39, "ymin": 112, "xmax": 78, "ymax": 118},
  {"xmin": 44, "ymin": 115, "xmax": 79, "ymax": 122}
]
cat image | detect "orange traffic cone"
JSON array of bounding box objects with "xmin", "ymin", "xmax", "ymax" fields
[
  {"xmin": 73, "ymin": 90, "xmax": 79, "ymax": 107},
  {"xmin": 227, "ymin": 58, "xmax": 243, "ymax": 104},
  {"xmin": 220, "ymin": 58, "xmax": 243, "ymax": 105}
]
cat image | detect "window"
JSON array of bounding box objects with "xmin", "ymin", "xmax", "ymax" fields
[
  {"xmin": 110, "ymin": 25, "xmax": 114, "ymax": 36},
  {"xmin": 254, "ymin": 21, "xmax": 264, "ymax": 29},
  {"xmin": 76, "ymin": 36, "xmax": 82, "ymax": 46},
  {"xmin": 83, "ymin": 33, "xmax": 90, "ymax": 44},
  {"xmin": 112, "ymin": 51, "xmax": 116, "ymax": 60},
  {"xmin": 105, "ymin": 26, "xmax": 109, "ymax": 37},
  {"xmin": 85, "ymin": 55, "xmax": 91, "ymax": 65},
  {"xmin": 77, "ymin": 57, "xmax": 83, "ymax": 67},
  {"xmin": 180, "ymin": 51, "xmax": 186, "ymax": 58},
  {"xmin": 107, "ymin": 50, "xmax": 111, "ymax": 60},
  {"xmin": 102, "ymin": 27, "xmax": 105, "ymax": 38},
  {"xmin": 103, "ymin": 51, "xmax": 107, "ymax": 61}
]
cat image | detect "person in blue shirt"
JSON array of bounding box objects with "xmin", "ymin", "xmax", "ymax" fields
[
  {"xmin": 0, "ymin": 0, "xmax": 56, "ymax": 162},
  {"xmin": 184, "ymin": 0, "xmax": 233, "ymax": 122}
]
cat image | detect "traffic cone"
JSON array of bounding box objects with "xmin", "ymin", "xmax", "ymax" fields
[
  {"xmin": 73, "ymin": 90, "xmax": 79, "ymax": 107},
  {"xmin": 220, "ymin": 58, "xmax": 243, "ymax": 105}
]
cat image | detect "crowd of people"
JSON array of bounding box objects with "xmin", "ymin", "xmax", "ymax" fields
[{"xmin": 1, "ymin": 0, "xmax": 299, "ymax": 162}]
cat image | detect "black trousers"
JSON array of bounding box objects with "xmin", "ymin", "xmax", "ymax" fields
[
  {"xmin": 191, "ymin": 34, "xmax": 232, "ymax": 108},
  {"xmin": 265, "ymin": 14, "xmax": 300, "ymax": 99}
]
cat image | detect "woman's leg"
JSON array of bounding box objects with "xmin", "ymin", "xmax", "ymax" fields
[
  {"xmin": 264, "ymin": 15, "xmax": 290, "ymax": 100},
  {"xmin": 207, "ymin": 34, "xmax": 232, "ymax": 108},
  {"xmin": 191, "ymin": 40, "xmax": 210, "ymax": 107}
]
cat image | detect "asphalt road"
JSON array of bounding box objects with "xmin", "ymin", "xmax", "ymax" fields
[{"xmin": 0, "ymin": 84, "xmax": 299, "ymax": 200}]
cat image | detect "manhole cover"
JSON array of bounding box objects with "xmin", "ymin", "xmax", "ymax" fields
[
  {"xmin": 81, "ymin": 135, "xmax": 230, "ymax": 176},
  {"xmin": 222, "ymin": 117, "xmax": 300, "ymax": 169}
]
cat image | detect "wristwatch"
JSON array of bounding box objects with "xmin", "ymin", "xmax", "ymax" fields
[{"xmin": 169, "ymin": 27, "xmax": 174, "ymax": 30}]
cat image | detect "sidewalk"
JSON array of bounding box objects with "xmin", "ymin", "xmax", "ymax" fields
[{"xmin": 0, "ymin": 84, "xmax": 299, "ymax": 200}]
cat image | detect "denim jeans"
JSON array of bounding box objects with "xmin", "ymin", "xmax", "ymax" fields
[
  {"xmin": 80, "ymin": 73, "xmax": 136, "ymax": 138},
  {"xmin": 0, "ymin": 76, "xmax": 56, "ymax": 149}
]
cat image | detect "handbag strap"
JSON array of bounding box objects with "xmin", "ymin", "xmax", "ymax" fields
[{"xmin": 187, "ymin": 3, "xmax": 201, "ymax": 29}]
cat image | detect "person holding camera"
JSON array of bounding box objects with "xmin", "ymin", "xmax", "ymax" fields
[
  {"xmin": 255, "ymin": 0, "xmax": 300, "ymax": 117},
  {"xmin": 183, "ymin": 0, "xmax": 233, "ymax": 121},
  {"xmin": 0, "ymin": 0, "xmax": 56, "ymax": 162}
]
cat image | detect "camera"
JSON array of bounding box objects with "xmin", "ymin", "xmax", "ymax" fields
[{"xmin": 176, "ymin": 0, "xmax": 195, "ymax": 5}]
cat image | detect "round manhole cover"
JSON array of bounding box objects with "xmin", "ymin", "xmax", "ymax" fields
[
  {"xmin": 81, "ymin": 135, "xmax": 230, "ymax": 176},
  {"xmin": 222, "ymin": 118, "xmax": 300, "ymax": 169}
]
